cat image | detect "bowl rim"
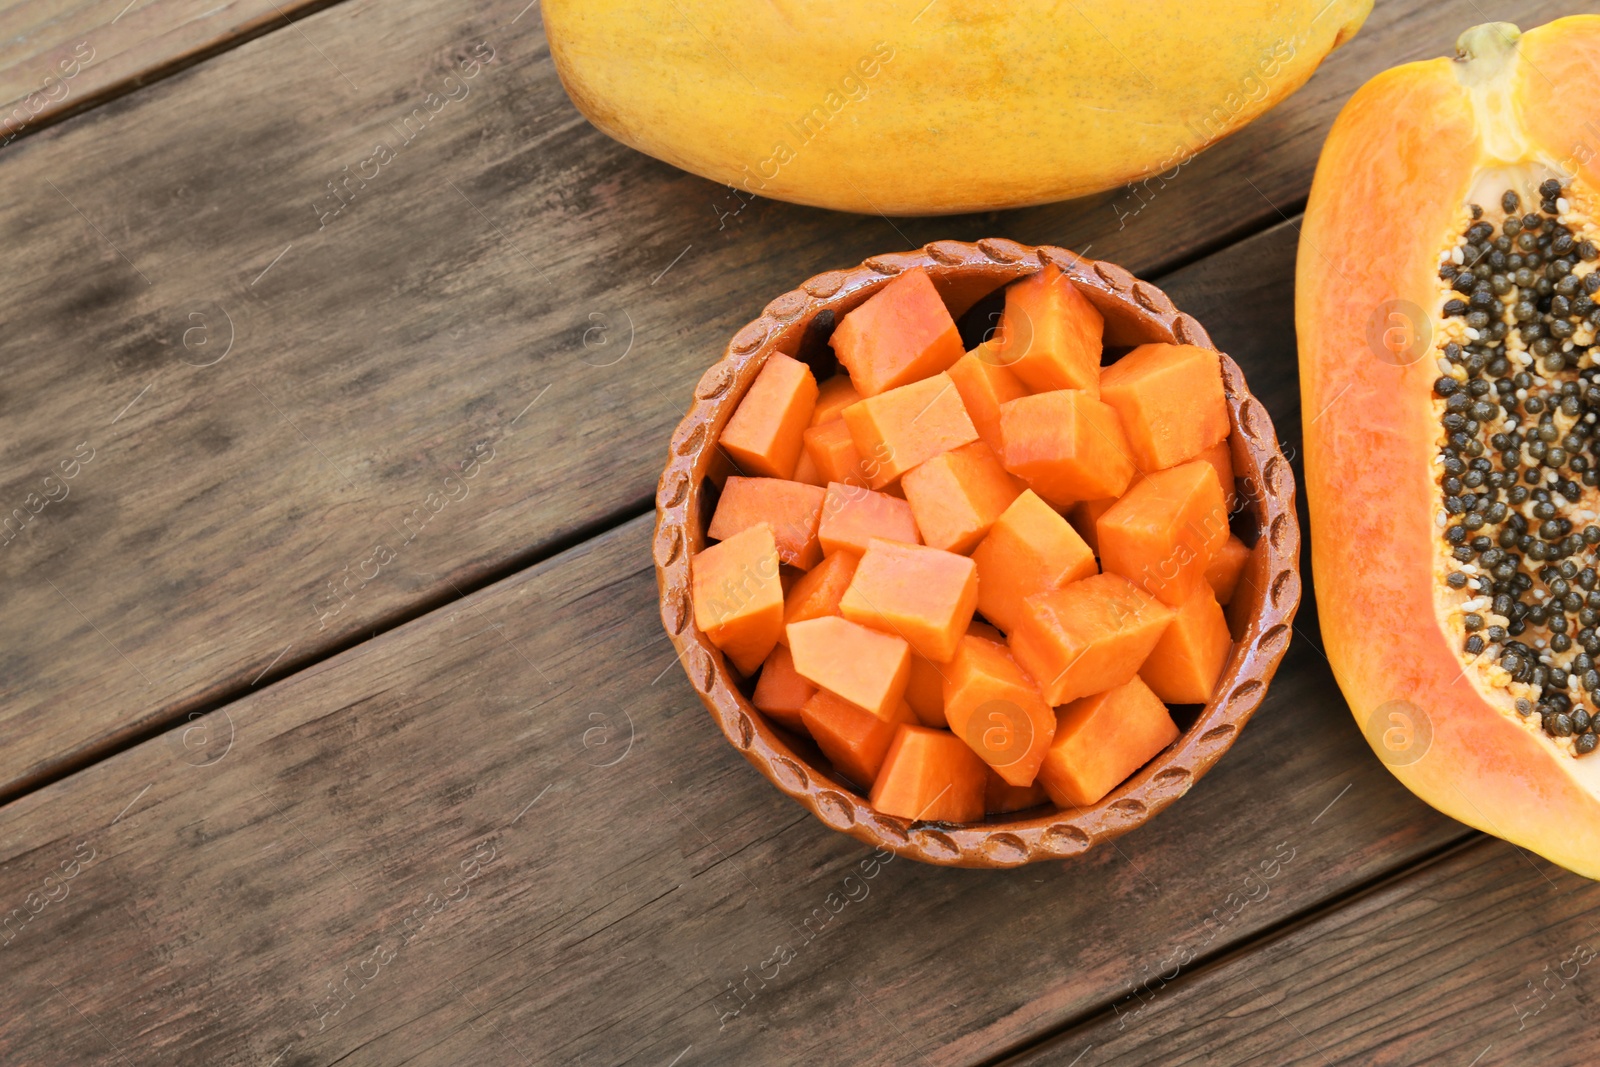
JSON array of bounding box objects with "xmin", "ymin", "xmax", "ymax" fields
[{"xmin": 652, "ymin": 238, "xmax": 1302, "ymax": 868}]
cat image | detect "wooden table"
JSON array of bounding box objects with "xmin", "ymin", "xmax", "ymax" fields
[{"xmin": 4, "ymin": 1, "xmax": 1599, "ymax": 1063}]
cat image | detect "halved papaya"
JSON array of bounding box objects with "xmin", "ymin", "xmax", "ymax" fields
[{"xmin": 1300, "ymin": 15, "xmax": 1600, "ymax": 879}]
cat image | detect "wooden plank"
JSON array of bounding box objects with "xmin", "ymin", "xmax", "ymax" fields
[
  {"xmin": 0, "ymin": 0, "xmax": 331, "ymax": 150},
  {"xmin": 2, "ymin": 0, "xmax": 1585, "ymax": 797},
  {"xmin": 0, "ymin": 509, "xmax": 1471, "ymax": 1067},
  {"xmin": 1009, "ymin": 835, "xmax": 1600, "ymax": 1066}
]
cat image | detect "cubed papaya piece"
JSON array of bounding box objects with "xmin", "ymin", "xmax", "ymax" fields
[
  {"xmin": 1038, "ymin": 676, "xmax": 1179, "ymax": 808},
  {"xmin": 792, "ymin": 447, "xmax": 826, "ymax": 487},
  {"xmin": 971, "ymin": 490, "xmax": 1097, "ymax": 634},
  {"xmin": 804, "ymin": 420, "xmax": 871, "ymax": 488},
  {"xmin": 994, "ymin": 264, "xmax": 1104, "ymax": 395},
  {"xmin": 779, "ymin": 550, "xmax": 860, "ymax": 645},
  {"xmin": 816, "ymin": 482, "xmax": 920, "ymax": 556},
  {"xmin": 839, "ymin": 539, "xmax": 978, "ymax": 663},
  {"xmin": 691, "ymin": 523, "xmax": 785, "ymax": 676},
  {"xmin": 1009, "ymin": 573, "xmax": 1175, "ymax": 705},
  {"xmin": 985, "ymin": 769, "xmax": 1050, "ymax": 814},
  {"xmin": 787, "ymin": 615, "xmax": 911, "ymax": 719},
  {"xmin": 1099, "ymin": 343, "xmax": 1229, "ymax": 471},
  {"xmin": 1141, "ymin": 586, "xmax": 1232, "ymax": 704},
  {"xmin": 948, "ymin": 347, "xmax": 1027, "ymax": 454},
  {"xmin": 1097, "ymin": 459, "xmax": 1229, "ymax": 607},
  {"xmin": 998, "ymin": 390, "xmax": 1136, "ymax": 508},
  {"xmin": 942, "ymin": 635, "xmax": 1056, "ymax": 787},
  {"xmin": 901, "ymin": 442, "xmax": 1025, "ymax": 554},
  {"xmin": 802, "ymin": 692, "xmax": 917, "ymax": 788},
  {"xmin": 707, "ymin": 477, "xmax": 825, "ymax": 570},
  {"xmin": 869, "ymin": 724, "xmax": 988, "ymax": 822},
  {"xmin": 1197, "ymin": 437, "xmax": 1236, "ymax": 511},
  {"xmin": 812, "ymin": 375, "xmax": 862, "ymax": 426},
  {"xmin": 828, "ymin": 267, "xmax": 965, "ymax": 397},
  {"xmin": 842, "ymin": 372, "xmax": 978, "ymax": 489},
  {"xmin": 752, "ymin": 644, "xmax": 816, "ymax": 733},
  {"xmin": 1066, "ymin": 490, "xmax": 1124, "ymax": 556},
  {"xmin": 1205, "ymin": 534, "xmax": 1251, "ymax": 605},
  {"xmin": 718, "ymin": 352, "xmax": 818, "ymax": 479},
  {"xmin": 905, "ymin": 619, "xmax": 1005, "ymax": 728},
  {"xmin": 1224, "ymin": 540, "xmax": 1264, "ymax": 640}
]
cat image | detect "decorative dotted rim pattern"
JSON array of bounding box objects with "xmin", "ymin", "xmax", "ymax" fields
[{"xmin": 652, "ymin": 239, "xmax": 1302, "ymax": 869}]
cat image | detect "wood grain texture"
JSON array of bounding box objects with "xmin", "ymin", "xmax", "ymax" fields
[
  {"xmin": 1010, "ymin": 834, "xmax": 1600, "ymax": 1066},
  {"xmin": 3, "ymin": 0, "xmax": 1584, "ymax": 799},
  {"xmin": 0, "ymin": 222, "xmax": 1470, "ymax": 1066},
  {"xmin": 0, "ymin": 514, "xmax": 1465, "ymax": 1067},
  {"xmin": 0, "ymin": 0, "xmax": 331, "ymax": 150}
]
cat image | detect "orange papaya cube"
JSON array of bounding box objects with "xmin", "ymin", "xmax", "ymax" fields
[
  {"xmin": 812, "ymin": 374, "xmax": 862, "ymax": 426},
  {"xmin": 787, "ymin": 615, "xmax": 911, "ymax": 719},
  {"xmin": 1205, "ymin": 534, "xmax": 1251, "ymax": 605},
  {"xmin": 708, "ymin": 476, "xmax": 826, "ymax": 570},
  {"xmin": 985, "ymin": 769, "xmax": 1050, "ymax": 814},
  {"xmin": 816, "ymin": 482, "xmax": 920, "ymax": 556},
  {"xmin": 718, "ymin": 352, "xmax": 818, "ymax": 479},
  {"xmin": 1009, "ymin": 573, "xmax": 1175, "ymax": 705},
  {"xmin": 752, "ymin": 644, "xmax": 816, "ymax": 733},
  {"xmin": 1066, "ymin": 490, "xmax": 1125, "ymax": 556},
  {"xmin": 779, "ymin": 550, "xmax": 860, "ymax": 645},
  {"xmin": 942, "ymin": 635, "xmax": 1056, "ymax": 786},
  {"xmin": 841, "ymin": 372, "xmax": 978, "ymax": 489},
  {"xmin": 869, "ymin": 724, "xmax": 988, "ymax": 822},
  {"xmin": 1039, "ymin": 676, "xmax": 1179, "ymax": 808},
  {"xmin": 903, "ymin": 654, "xmax": 948, "ymax": 728},
  {"xmin": 1197, "ymin": 437, "xmax": 1236, "ymax": 511},
  {"xmin": 1099, "ymin": 343, "xmax": 1229, "ymax": 471},
  {"xmin": 828, "ymin": 267, "xmax": 965, "ymax": 397},
  {"xmin": 691, "ymin": 523, "xmax": 785, "ymax": 676},
  {"xmin": 948, "ymin": 348, "xmax": 1028, "ymax": 454},
  {"xmin": 839, "ymin": 539, "xmax": 978, "ymax": 663},
  {"xmin": 901, "ymin": 442, "xmax": 1025, "ymax": 554},
  {"xmin": 1097, "ymin": 459, "xmax": 1229, "ymax": 607},
  {"xmin": 967, "ymin": 619, "xmax": 1005, "ymax": 644},
  {"xmin": 998, "ymin": 390, "xmax": 1136, "ymax": 507},
  {"xmin": 971, "ymin": 490, "xmax": 1097, "ymax": 634},
  {"xmin": 802, "ymin": 691, "xmax": 916, "ymax": 787},
  {"xmin": 791, "ymin": 447, "xmax": 826, "ymax": 487},
  {"xmin": 803, "ymin": 419, "xmax": 869, "ymax": 487},
  {"xmin": 994, "ymin": 264, "xmax": 1104, "ymax": 395},
  {"xmin": 1141, "ymin": 586, "xmax": 1232, "ymax": 704}
]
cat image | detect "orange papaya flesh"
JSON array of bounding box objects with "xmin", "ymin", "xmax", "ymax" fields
[
  {"xmin": 838, "ymin": 539, "xmax": 979, "ymax": 663},
  {"xmin": 942, "ymin": 634, "xmax": 1056, "ymax": 787},
  {"xmin": 948, "ymin": 347, "xmax": 1028, "ymax": 455},
  {"xmin": 1300, "ymin": 16, "xmax": 1600, "ymax": 879},
  {"xmin": 1197, "ymin": 437, "xmax": 1237, "ymax": 512},
  {"xmin": 985, "ymin": 769, "xmax": 1050, "ymax": 815},
  {"xmin": 841, "ymin": 372, "xmax": 979, "ymax": 488},
  {"xmin": 707, "ymin": 476, "xmax": 825, "ymax": 570},
  {"xmin": 901, "ymin": 441, "xmax": 1025, "ymax": 554},
  {"xmin": 1140, "ymin": 586, "xmax": 1232, "ymax": 705},
  {"xmin": 1204, "ymin": 534, "xmax": 1251, "ymax": 606},
  {"xmin": 1100, "ymin": 343, "xmax": 1230, "ymax": 471},
  {"xmin": 1009, "ymin": 572, "xmax": 1175, "ymax": 705},
  {"xmin": 779, "ymin": 549, "xmax": 860, "ymax": 644},
  {"xmin": 1097, "ymin": 459, "xmax": 1229, "ymax": 607},
  {"xmin": 816, "ymin": 481, "xmax": 920, "ymax": 556},
  {"xmin": 829, "ymin": 267, "xmax": 965, "ymax": 397},
  {"xmin": 812, "ymin": 374, "xmax": 862, "ymax": 426},
  {"xmin": 718, "ymin": 352, "xmax": 818, "ymax": 479},
  {"xmin": 787, "ymin": 614, "xmax": 911, "ymax": 719},
  {"xmin": 971, "ymin": 489, "xmax": 1097, "ymax": 635},
  {"xmin": 1039, "ymin": 675, "xmax": 1179, "ymax": 808},
  {"xmin": 999, "ymin": 390, "xmax": 1137, "ymax": 508},
  {"xmin": 869, "ymin": 724, "xmax": 988, "ymax": 822},
  {"xmin": 791, "ymin": 446, "xmax": 827, "ymax": 487},
  {"xmin": 691, "ymin": 522, "xmax": 785, "ymax": 675},
  {"xmin": 904, "ymin": 620, "xmax": 1010, "ymax": 728},
  {"xmin": 995, "ymin": 264, "xmax": 1104, "ymax": 395},
  {"xmin": 802, "ymin": 691, "xmax": 917, "ymax": 788},
  {"xmin": 752, "ymin": 644, "xmax": 817, "ymax": 733}
]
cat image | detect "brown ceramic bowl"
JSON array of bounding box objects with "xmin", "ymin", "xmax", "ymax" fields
[{"xmin": 653, "ymin": 239, "xmax": 1300, "ymax": 868}]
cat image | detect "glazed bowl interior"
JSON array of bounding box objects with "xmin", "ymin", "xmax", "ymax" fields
[{"xmin": 654, "ymin": 239, "xmax": 1300, "ymax": 868}]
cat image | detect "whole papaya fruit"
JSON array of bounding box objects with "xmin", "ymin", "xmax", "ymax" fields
[
  {"xmin": 541, "ymin": 1, "xmax": 1370, "ymax": 215},
  {"xmin": 1300, "ymin": 17, "xmax": 1600, "ymax": 879}
]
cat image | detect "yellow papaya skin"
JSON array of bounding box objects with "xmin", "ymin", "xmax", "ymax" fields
[
  {"xmin": 542, "ymin": 0, "xmax": 1370, "ymax": 215},
  {"xmin": 1300, "ymin": 17, "xmax": 1600, "ymax": 880}
]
